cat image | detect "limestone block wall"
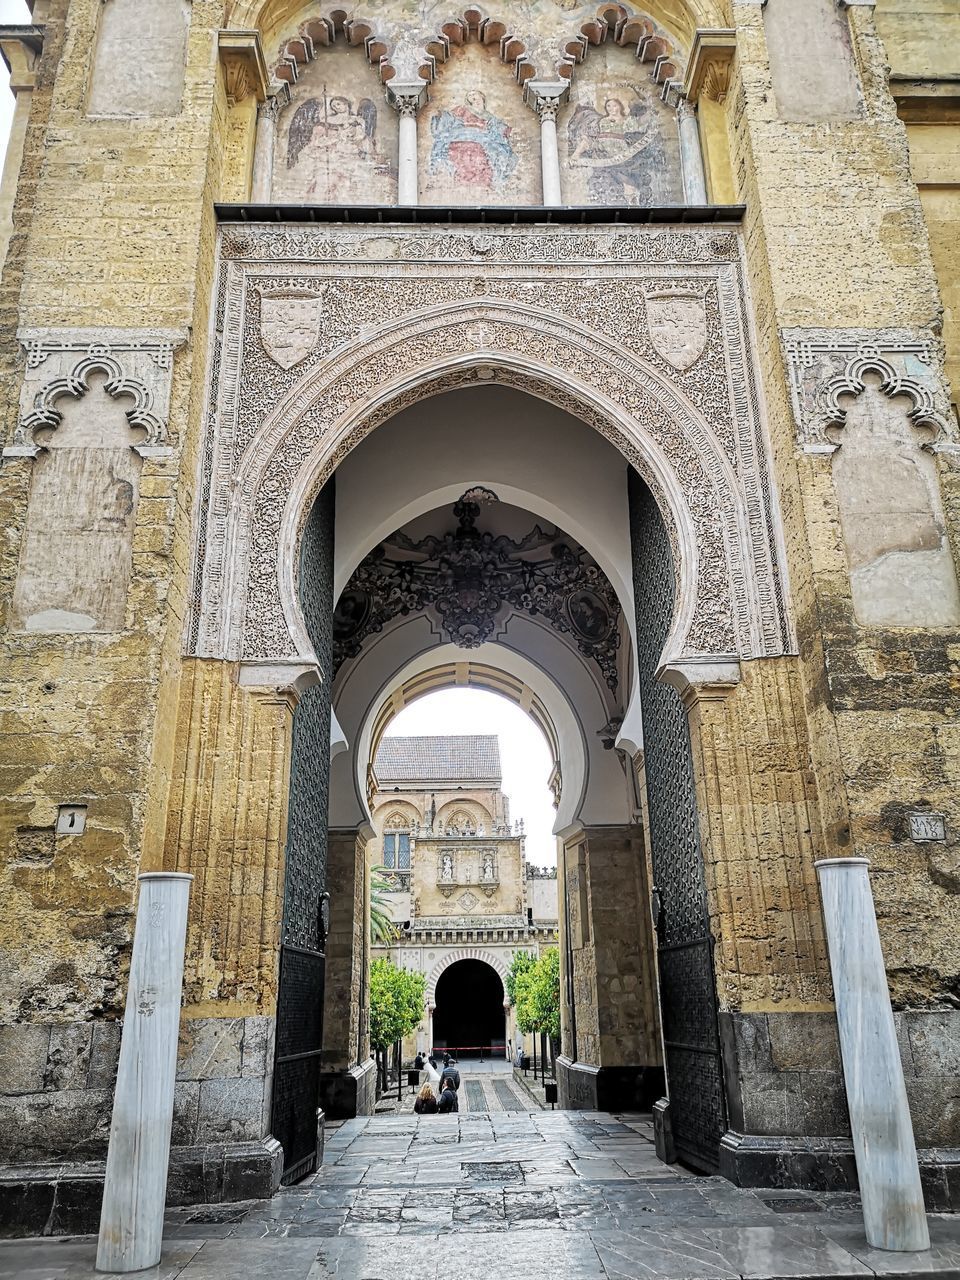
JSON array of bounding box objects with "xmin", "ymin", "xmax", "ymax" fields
[
  {"xmin": 0, "ymin": 0, "xmax": 265, "ymax": 1171},
  {"xmin": 703, "ymin": 0, "xmax": 960, "ymax": 1158}
]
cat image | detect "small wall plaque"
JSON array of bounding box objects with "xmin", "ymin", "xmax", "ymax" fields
[
  {"xmin": 908, "ymin": 812, "xmax": 946, "ymax": 842},
  {"xmin": 56, "ymin": 804, "xmax": 87, "ymax": 835}
]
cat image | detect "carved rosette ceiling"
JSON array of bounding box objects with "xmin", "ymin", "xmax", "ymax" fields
[
  {"xmin": 189, "ymin": 224, "xmax": 789, "ymax": 667},
  {"xmin": 334, "ymin": 489, "xmax": 623, "ymax": 691},
  {"xmin": 782, "ymin": 327, "xmax": 956, "ymax": 454}
]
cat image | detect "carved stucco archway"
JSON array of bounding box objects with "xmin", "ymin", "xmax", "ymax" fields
[
  {"xmin": 191, "ymin": 224, "xmax": 790, "ymax": 684},
  {"xmin": 425, "ymin": 947, "xmax": 510, "ymax": 1007}
]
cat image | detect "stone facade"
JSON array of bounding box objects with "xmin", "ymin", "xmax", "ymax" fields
[
  {"xmin": 368, "ymin": 735, "xmax": 559, "ymax": 1060},
  {"xmin": 0, "ymin": 0, "xmax": 959, "ymax": 1232}
]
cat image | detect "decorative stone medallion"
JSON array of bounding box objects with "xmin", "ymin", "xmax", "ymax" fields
[{"xmin": 645, "ymin": 291, "xmax": 708, "ymax": 371}]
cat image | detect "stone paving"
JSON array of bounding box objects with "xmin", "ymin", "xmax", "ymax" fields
[
  {"xmin": 386, "ymin": 1059, "xmax": 538, "ymax": 1115},
  {"xmin": 6, "ymin": 1108, "xmax": 960, "ymax": 1280}
]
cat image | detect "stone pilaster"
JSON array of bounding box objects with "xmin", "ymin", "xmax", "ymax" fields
[
  {"xmin": 557, "ymin": 824, "xmax": 663, "ymax": 1112},
  {"xmin": 319, "ymin": 827, "xmax": 375, "ymax": 1119}
]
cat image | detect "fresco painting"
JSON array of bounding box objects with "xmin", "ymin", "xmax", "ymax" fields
[
  {"xmin": 419, "ymin": 44, "xmax": 539, "ymax": 205},
  {"xmin": 273, "ymin": 50, "xmax": 398, "ymax": 204},
  {"xmin": 559, "ymin": 47, "xmax": 683, "ymax": 206}
]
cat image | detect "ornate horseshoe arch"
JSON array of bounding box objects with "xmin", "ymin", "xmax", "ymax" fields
[
  {"xmin": 425, "ymin": 948, "xmax": 511, "ymax": 1008},
  {"xmin": 189, "ymin": 223, "xmax": 790, "ymax": 673}
]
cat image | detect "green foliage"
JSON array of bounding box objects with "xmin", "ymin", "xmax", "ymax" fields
[
  {"xmin": 369, "ymin": 957, "xmax": 425, "ymax": 1051},
  {"xmin": 509, "ymin": 947, "xmax": 560, "ymax": 1041},
  {"xmin": 370, "ymin": 866, "xmax": 397, "ymax": 945},
  {"xmin": 506, "ymin": 950, "xmax": 536, "ymax": 1007}
]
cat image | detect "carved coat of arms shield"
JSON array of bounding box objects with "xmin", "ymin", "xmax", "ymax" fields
[
  {"xmin": 645, "ymin": 292, "xmax": 708, "ymax": 372},
  {"xmin": 259, "ymin": 290, "xmax": 324, "ymax": 370}
]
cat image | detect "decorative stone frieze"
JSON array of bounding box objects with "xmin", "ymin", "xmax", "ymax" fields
[
  {"xmin": 5, "ymin": 328, "xmax": 183, "ymax": 459},
  {"xmin": 781, "ymin": 327, "xmax": 955, "ymax": 453},
  {"xmin": 190, "ymin": 223, "xmax": 790, "ymax": 670}
]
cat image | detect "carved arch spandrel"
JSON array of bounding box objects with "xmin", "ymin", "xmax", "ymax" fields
[
  {"xmin": 193, "ymin": 225, "xmax": 787, "ymax": 675},
  {"xmin": 196, "ymin": 302, "xmax": 783, "ymax": 670}
]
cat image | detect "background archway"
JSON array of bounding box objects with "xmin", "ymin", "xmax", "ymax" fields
[{"xmin": 432, "ymin": 958, "xmax": 506, "ymax": 1058}]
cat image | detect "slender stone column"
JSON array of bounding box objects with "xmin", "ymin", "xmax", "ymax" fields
[
  {"xmin": 388, "ymin": 84, "xmax": 427, "ymax": 206},
  {"xmin": 815, "ymin": 858, "xmax": 929, "ymax": 1252},
  {"xmin": 526, "ymin": 81, "xmax": 568, "ymax": 206},
  {"xmin": 677, "ymin": 98, "xmax": 708, "ymax": 204},
  {"xmin": 251, "ymin": 91, "xmax": 286, "ymax": 203},
  {"xmin": 96, "ymin": 873, "xmax": 193, "ymax": 1273}
]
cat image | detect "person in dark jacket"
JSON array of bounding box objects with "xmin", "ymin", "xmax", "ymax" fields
[
  {"xmin": 413, "ymin": 1052, "xmax": 424, "ymax": 1071},
  {"xmin": 438, "ymin": 1082, "xmax": 459, "ymax": 1114},
  {"xmin": 414, "ymin": 1083, "xmax": 438, "ymax": 1115},
  {"xmin": 440, "ymin": 1059, "xmax": 460, "ymax": 1092}
]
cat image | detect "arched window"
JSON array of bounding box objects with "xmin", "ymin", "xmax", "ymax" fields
[
  {"xmin": 382, "ymin": 811, "xmax": 411, "ymax": 870},
  {"xmin": 445, "ymin": 809, "xmax": 477, "ymax": 836}
]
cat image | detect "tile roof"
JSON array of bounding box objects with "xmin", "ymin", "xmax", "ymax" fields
[{"xmin": 375, "ymin": 734, "xmax": 502, "ymax": 783}]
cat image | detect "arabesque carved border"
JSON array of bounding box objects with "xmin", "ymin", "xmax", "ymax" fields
[{"xmin": 188, "ymin": 222, "xmax": 789, "ymax": 671}]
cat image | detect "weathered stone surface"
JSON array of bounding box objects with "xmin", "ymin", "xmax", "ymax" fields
[
  {"xmin": 0, "ymin": 1025, "xmax": 49, "ymax": 1094},
  {"xmin": 767, "ymin": 1013, "xmax": 841, "ymax": 1074},
  {"xmin": 195, "ymin": 1079, "xmax": 267, "ymax": 1144},
  {"xmin": 177, "ymin": 1019, "xmax": 244, "ymax": 1082},
  {"xmin": 44, "ymin": 1024, "xmax": 92, "ymax": 1091},
  {"xmin": 86, "ymin": 1022, "xmax": 121, "ymax": 1090},
  {"xmin": 0, "ymin": 1088, "xmax": 112, "ymax": 1163},
  {"xmin": 905, "ymin": 1010, "xmax": 960, "ymax": 1076}
]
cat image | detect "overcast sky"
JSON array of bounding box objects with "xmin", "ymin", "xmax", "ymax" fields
[{"xmin": 386, "ymin": 689, "xmax": 558, "ymax": 867}]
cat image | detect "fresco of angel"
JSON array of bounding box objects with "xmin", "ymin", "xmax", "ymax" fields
[
  {"xmin": 566, "ymin": 91, "xmax": 670, "ymax": 205},
  {"xmin": 285, "ymin": 92, "xmax": 382, "ymax": 200},
  {"xmin": 428, "ymin": 90, "xmax": 518, "ymax": 191}
]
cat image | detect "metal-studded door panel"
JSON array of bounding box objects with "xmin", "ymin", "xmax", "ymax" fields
[
  {"xmin": 271, "ymin": 479, "xmax": 334, "ymax": 1184},
  {"xmin": 629, "ymin": 469, "xmax": 726, "ymax": 1172}
]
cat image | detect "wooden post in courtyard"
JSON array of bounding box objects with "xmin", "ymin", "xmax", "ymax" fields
[
  {"xmin": 816, "ymin": 858, "xmax": 929, "ymax": 1252},
  {"xmin": 97, "ymin": 873, "xmax": 193, "ymax": 1273}
]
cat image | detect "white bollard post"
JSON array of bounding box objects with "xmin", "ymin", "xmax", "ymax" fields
[
  {"xmin": 97, "ymin": 872, "xmax": 193, "ymax": 1273},
  {"xmin": 815, "ymin": 858, "xmax": 929, "ymax": 1251}
]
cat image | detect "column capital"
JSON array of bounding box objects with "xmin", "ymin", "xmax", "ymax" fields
[
  {"xmin": 237, "ymin": 658, "xmax": 322, "ymax": 702},
  {"xmin": 257, "ymin": 83, "xmax": 290, "ymax": 122},
  {"xmin": 658, "ymin": 656, "xmax": 741, "ymax": 705},
  {"xmin": 387, "ymin": 81, "xmax": 428, "ymax": 117},
  {"xmin": 676, "ymin": 96, "xmax": 697, "ymax": 122},
  {"xmin": 524, "ymin": 80, "xmax": 569, "ymax": 122}
]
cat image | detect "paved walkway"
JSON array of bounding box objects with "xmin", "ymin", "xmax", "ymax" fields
[
  {"xmin": 6, "ymin": 1109, "xmax": 960, "ymax": 1280},
  {"xmin": 388, "ymin": 1059, "xmax": 538, "ymax": 1114}
]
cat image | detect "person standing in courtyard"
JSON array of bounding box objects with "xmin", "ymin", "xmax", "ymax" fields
[
  {"xmin": 414, "ymin": 1083, "xmax": 438, "ymax": 1115},
  {"xmin": 440, "ymin": 1057, "xmax": 460, "ymax": 1093}
]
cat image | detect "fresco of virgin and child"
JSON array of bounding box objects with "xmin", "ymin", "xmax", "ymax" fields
[{"xmin": 428, "ymin": 91, "xmax": 518, "ymax": 192}]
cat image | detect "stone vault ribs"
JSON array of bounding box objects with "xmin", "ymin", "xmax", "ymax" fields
[{"xmin": 188, "ymin": 223, "xmax": 790, "ymax": 668}]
